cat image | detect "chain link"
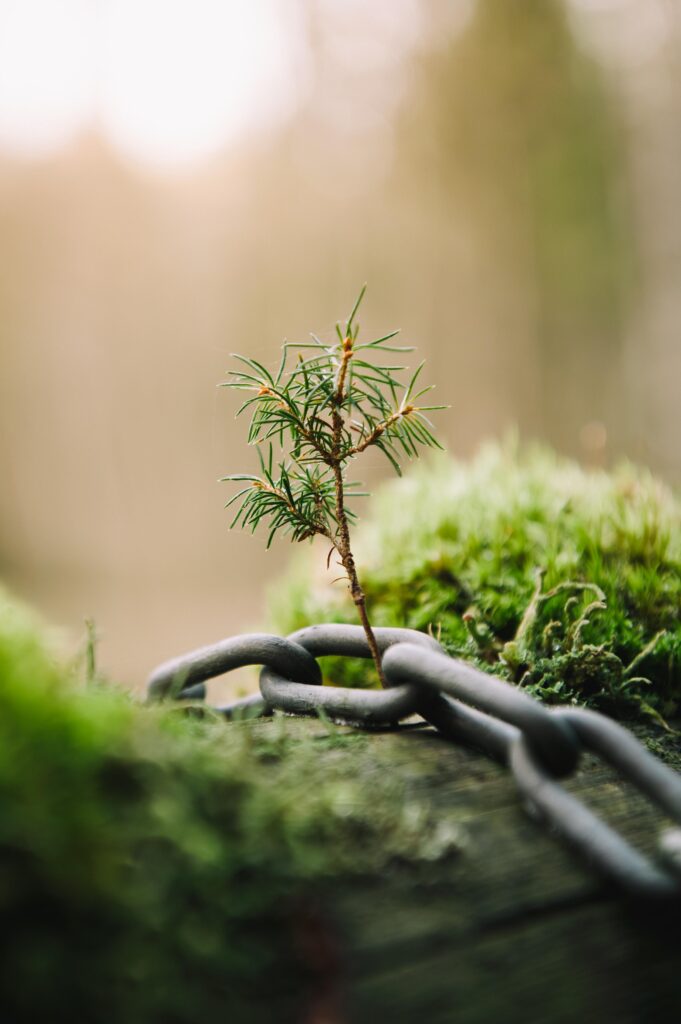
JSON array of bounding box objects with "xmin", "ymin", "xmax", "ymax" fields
[
  {"xmin": 146, "ymin": 632, "xmax": 321, "ymax": 703},
  {"xmin": 262, "ymin": 624, "xmax": 438, "ymax": 727},
  {"xmin": 146, "ymin": 624, "xmax": 681, "ymax": 898},
  {"xmin": 382, "ymin": 643, "xmax": 580, "ymax": 777}
]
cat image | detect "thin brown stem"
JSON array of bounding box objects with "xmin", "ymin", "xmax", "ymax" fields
[
  {"xmin": 329, "ymin": 338, "xmax": 387, "ymax": 687},
  {"xmin": 330, "ymin": 461, "xmax": 387, "ymax": 686},
  {"xmin": 345, "ymin": 405, "xmax": 415, "ymax": 456},
  {"xmin": 335, "ymin": 340, "xmax": 353, "ymax": 403}
]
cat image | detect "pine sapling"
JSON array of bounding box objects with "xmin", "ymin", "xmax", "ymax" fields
[{"xmin": 220, "ymin": 287, "xmax": 446, "ymax": 686}]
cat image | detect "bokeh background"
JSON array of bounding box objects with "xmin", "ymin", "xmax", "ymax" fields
[{"xmin": 0, "ymin": 0, "xmax": 679, "ymax": 689}]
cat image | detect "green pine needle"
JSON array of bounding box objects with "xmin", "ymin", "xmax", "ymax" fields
[{"xmin": 222, "ymin": 288, "xmax": 447, "ymax": 557}]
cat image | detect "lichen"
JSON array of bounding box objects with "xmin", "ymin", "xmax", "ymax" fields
[{"xmin": 271, "ymin": 441, "xmax": 681, "ymax": 722}]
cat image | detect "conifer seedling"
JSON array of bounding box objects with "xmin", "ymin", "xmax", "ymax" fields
[{"xmin": 220, "ymin": 287, "xmax": 446, "ymax": 685}]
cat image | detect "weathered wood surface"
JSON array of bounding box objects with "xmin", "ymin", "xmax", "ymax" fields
[{"xmin": 253, "ymin": 715, "xmax": 681, "ymax": 1023}]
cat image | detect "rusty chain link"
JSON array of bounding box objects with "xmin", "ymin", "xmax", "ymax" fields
[{"xmin": 146, "ymin": 624, "xmax": 681, "ymax": 899}]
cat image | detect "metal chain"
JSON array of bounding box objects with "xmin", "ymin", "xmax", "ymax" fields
[{"xmin": 146, "ymin": 624, "xmax": 681, "ymax": 899}]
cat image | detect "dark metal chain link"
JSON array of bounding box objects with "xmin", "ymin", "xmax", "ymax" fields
[{"xmin": 146, "ymin": 624, "xmax": 681, "ymax": 899}]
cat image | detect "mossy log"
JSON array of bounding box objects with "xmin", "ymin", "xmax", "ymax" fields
[
  {"xmin": 250, "ymin": 714, "xmax": 681, "ymax": 1024},
  {"xmin": 2, "ymin": 581, "xmax": 680, "ymax": 1022}
]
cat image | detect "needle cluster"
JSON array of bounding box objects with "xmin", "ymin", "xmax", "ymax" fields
[{"xmin": 220, "ymin": 286, "xmax": 445, "ymax": 683}]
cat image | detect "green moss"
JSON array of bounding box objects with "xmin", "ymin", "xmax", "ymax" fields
[
  {"xmin": 0, "ymin": 587, "xmax": 462, "ymax": 1022},
  {"xmin": 271, "ymin": 442, "xmax": 681, "ymax": 721}
]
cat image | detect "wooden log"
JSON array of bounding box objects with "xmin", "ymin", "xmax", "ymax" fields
[{"xmin": 251, "ymin": 715, "xmax": 681, "ymax": 1023}]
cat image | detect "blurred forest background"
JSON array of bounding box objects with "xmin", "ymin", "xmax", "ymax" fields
[{"xmin": 0, "ymin": 0, "xmax": 679, "ymax": 688}]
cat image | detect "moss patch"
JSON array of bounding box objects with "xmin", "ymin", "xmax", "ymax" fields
[
  {"xmin": 271, "ymin": 442, "xmax": 681, "ymax": 722},
  {"xmin": 0, "ymin": 588, "xmax": 464, "ymax": 1022}
]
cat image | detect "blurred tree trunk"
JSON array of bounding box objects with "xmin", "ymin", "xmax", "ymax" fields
[{"xmin": 394, "ymin": 0, "xmax": 636, "ymax": 458}]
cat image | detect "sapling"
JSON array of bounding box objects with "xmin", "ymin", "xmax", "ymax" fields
[{"xmin": 221, "ymin": 287, "xmax": 445, "ymax": 686}]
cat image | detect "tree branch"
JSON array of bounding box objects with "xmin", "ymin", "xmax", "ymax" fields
[{"xmin": 345, "ymin": 405, "xmax": 415, "ymax": 456}]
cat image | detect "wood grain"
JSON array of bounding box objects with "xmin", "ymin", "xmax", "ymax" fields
[{"xmin": 255, "ymin": 715, "xmax": 681, "ymax": 1022}]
